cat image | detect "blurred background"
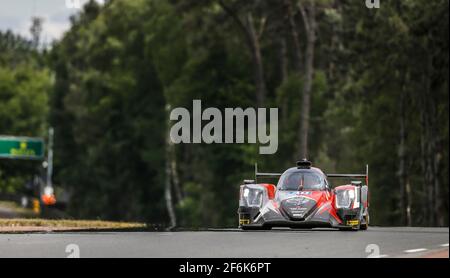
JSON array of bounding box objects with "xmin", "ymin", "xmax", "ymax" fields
[{"xmin": 0, "ymin": 0, "xmax": 448, "ymax": 228}]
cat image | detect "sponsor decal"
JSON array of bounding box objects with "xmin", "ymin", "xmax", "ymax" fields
[
  {"xmin": 346, "ymin": 219, "xmax": 360, "ymax": 226},
  {"xmin": 239, "ymin": 219, "xmax": 250, "ymax": 225},
  {"xmin": 286, "ymin": 198, "xmax": 308, "ymax": 206}
]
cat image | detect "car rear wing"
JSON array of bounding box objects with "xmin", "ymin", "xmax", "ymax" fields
[
  {"xmin": 254, "ymin": 163, "xmax": 281, "ymax": 183},
  {"xmin": 253, "ymin": 163, "xmax": 369, "ymax": 186},
  {"xmin": 326, "ymin": 165, "xmax": 369, "ymax": 186}
]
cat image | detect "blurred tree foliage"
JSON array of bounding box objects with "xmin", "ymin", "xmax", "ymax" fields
[
  {"xmin": 0, "ymin": 31, "xmax": 51, "ymax": 193},
  {"xmin": 1, "ymin": 0, "xmax": 447, "ymax": 227}
]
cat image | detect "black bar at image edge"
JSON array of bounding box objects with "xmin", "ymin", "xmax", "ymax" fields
[{"xmin": 0, "ymin": 258, "xmax": 448, "ymax": 276}]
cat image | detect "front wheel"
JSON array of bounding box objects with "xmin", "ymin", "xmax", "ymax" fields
[
  {"xmin": 360, "ymin": 214, "xmax": 369, "ymax": 230},
  {"xmin": 338, "ymin": 226, "xmax": 359, "ymax": 231}
]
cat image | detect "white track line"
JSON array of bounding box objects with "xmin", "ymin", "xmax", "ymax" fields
[
  {"xmin": 440, "ymin": 243, "xmax": 449, "ymax": 247},
  {"xmin": 404, "ymin": 248, "xmax": 428, "ymax": 253}
]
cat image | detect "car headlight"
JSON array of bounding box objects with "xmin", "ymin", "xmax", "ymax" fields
[
  {"xmin": 243, "ymin": 188, "xmax": 250, "ymax": 198},
  {"xmin": 336, "ymin": 188, "xmax": 358, "ymax": 209},
  {"xmin": 242, "ymin": 187, "xmax": 264, "ymax": 207}
]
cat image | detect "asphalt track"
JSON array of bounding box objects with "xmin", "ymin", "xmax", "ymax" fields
[{"xmin": 0, "ymin": 227, "xmax": 448, "ymax": 258}]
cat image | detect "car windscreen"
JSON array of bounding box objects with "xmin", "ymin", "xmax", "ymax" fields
[{"xmin": 278, "ymin": 171, "xmax": 324, "ymax": 191}]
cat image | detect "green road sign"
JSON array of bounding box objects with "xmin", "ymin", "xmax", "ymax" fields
[{"xmin": 0, "ymin": 136, "xmax": 45, "ymax": 160}]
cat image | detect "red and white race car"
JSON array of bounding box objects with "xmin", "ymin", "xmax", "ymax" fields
[{"xmin": 238, "ymin": 159, "xmax": 369, "ymax": 231}]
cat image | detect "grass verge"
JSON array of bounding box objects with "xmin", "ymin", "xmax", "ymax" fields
[{"xmin": 0, "ymin": 218, "xmax": 147, "ymax": 233}]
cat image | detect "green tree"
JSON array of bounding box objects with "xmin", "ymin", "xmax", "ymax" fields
[
  {"xmin": 47, "ymin": 0, "xmax": 448, "ymax": 228},
  {"xmin": 0, "ymin": 31, "xmax": 51, "ymax": 193}
]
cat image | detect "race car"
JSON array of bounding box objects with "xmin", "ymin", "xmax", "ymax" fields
[{"xmin": 238, "ymin": 159, "xmax": 369, "ymax": 231}]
